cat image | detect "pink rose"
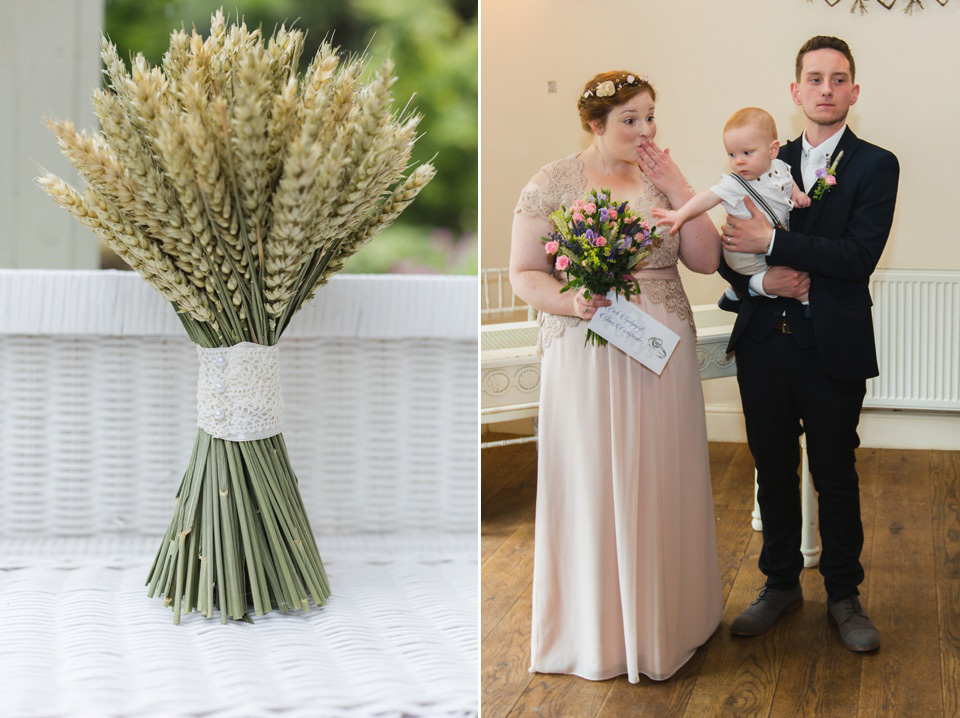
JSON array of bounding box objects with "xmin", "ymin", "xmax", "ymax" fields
[
  {"xmin": 544, "ymin": 241, "xmax": 559, "ymax": 254},
  {"xmin": 555, "ymin": 255, "xmax": 570, "ymax": 271},
  {"xmin": 572, "ymin": 199, "xmax": 584, "ymax": 208},
  {"xmin": 641, "ymin": 221, "xmax": 650, "ymax": 231},
  {"xmin": 825, "ymin": 175, "xmax": 837, "ymax": 186},
  {"xmin": 595, "ymin": 237, "xmax": 607, "ymax": 247},
  {"xmin": 608, "ymin": 210, "xmax": 618, "ymax": 220},
  {"xmin": 586, "ymin": 218, "xmax": 594, "ymax": 225},
  {"xmin": 584, "ymin": 203, "xmax": 596, "ymax": 214},
  {"xmin": 572, "ymin": 212, "xmax": 585, "ymax": 223}
]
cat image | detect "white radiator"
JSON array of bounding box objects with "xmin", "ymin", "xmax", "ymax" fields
[{"xmin": 866, "ymin": 268, "xmax": 960, "ymax": 411}]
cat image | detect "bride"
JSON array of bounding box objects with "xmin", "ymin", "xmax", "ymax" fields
[{"xmin": 509, "ymin": 71, "xmax": 723, "ymax": 682}]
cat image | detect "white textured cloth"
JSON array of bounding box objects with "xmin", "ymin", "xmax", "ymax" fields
[{"xmin": 197, "ymin": 342, "xmax": 283, "ymax": 441}]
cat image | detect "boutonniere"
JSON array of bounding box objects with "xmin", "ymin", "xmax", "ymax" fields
[{"xmin": 811, "ymin": 150, "xmax": 843, "ymax": 200}]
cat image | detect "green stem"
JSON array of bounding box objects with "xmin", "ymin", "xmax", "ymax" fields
[{"xmin": 276, "ymin": 238, "xmax": 343, "ymax": 337}]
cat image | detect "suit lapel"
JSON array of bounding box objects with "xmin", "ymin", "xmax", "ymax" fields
[
  {"xmin": 802, "ymin": 128, "xmax": 861, "ymax": 230},
  {"xmin": 786, "ymin": 139, "xmax": 804, "ymax": 192},
  {"xmin": 781, "ymin": 139, "xmax": 808, "ymax": 231}
]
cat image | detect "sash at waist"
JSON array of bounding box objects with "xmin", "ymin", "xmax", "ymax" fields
[{"xmin": 632, "ymin": 265, "xmax": 680, "ymax": 280}]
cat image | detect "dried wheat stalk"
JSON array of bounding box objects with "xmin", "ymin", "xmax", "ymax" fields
[{"xmin": 37, "ymin": 8, "xmax": 434, "ymax": 624}]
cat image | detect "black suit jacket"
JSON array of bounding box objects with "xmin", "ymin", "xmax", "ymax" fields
[{"xmin": 719, "ymin": 129, "xmax": 900, "ymax": 381}]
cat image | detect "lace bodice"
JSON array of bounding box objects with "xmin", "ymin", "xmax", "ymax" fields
[
  {"xmin": 516, "ymin": 154, "xmax": 694, "ymax": 355},
  {"xmin": 515, "ymin": 154, "xmax": 681, "ymax": 269}
]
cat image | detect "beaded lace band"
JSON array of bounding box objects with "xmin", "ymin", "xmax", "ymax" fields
[{"xmin": 196, "ymin": 342, "xmax": 283, "ymax": 441}]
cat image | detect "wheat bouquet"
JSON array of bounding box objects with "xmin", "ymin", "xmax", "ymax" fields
[{"xmin": 38, "ymin": 10, "xmax": 434, "ymax": 623}]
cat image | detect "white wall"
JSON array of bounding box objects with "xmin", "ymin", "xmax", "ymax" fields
[
  {"xmin": 1, "ymin": 0, "xmax": 104, "ymax": 269},
  {"xmin": 481, "ymin": 0, "xmax": 960, "ymax": 448}
]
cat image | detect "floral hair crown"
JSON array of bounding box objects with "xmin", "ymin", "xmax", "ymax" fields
[{"xmin": 579, "ymin": 74, "xmax": 649, "ymax": 106}]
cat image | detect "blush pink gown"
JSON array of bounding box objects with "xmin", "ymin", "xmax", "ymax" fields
[{"xmin": 517, "ymin": 155, "xmax": 722, "ymax": 683}]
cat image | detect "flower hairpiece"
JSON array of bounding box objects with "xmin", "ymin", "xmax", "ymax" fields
[{"xmin": 580, "ymin": 74, "xmax": 649, "ymax": 103}]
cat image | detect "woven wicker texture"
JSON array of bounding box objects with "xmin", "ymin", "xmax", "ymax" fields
[
  {"xmin": 0, "ymin": 536, "xmax": 475, "ymax": 718},
  {"xmin": 0, "ymin": 271, "xmax": 477, "ymax": 339},
  {"xmin": 0, "ymin": 272, "xmax": 478, "ymax": 718}
]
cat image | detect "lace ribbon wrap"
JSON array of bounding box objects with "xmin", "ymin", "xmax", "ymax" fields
[{"xmin": 196, "ymin": 342, "xmax": 283, "ymax": 441}]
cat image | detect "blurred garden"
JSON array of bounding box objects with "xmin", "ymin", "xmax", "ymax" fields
[{"xmin": 103, "ymin": 0, "xmax": 477, "ymax": 275}]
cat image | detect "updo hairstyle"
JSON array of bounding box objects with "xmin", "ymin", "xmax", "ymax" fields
[{"xmin": 577, "ymin": 71, "xmax": 655, "ymax": 133}]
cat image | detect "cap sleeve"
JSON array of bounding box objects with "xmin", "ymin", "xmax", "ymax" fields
[
  {"xmin": 709, "ymin": 173, "xmax": 747, "ymax": 208},
  {"xmin": 514, "ymin": 170, "xmax": 562, "ymax": 219}
]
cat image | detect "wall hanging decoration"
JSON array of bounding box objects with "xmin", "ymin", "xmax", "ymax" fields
[{"xmin": 811, "ymin": 0, "xmax": 948, "ymax": 12}]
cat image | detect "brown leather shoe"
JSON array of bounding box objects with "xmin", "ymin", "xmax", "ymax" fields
[
  {"xmin": 827, "ymin": 596, "xmax": 880, "ymax": 652},
  {"xmin": 730, "ymin": 585, "xmax": 803, "ymax": 636}
]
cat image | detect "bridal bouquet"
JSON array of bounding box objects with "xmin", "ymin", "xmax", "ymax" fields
[
  {"xmin": 543, "ymin": 187, "xmax": 659, "ymax": 345},
  {"xmin": 38, "ymin": 10, "xmax": 434, "ymax": 623}
]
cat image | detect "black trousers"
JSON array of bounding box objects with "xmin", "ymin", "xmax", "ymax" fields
[{"xmin": 735, "ymin": 329, "xmax": 867, "ymax": 601}]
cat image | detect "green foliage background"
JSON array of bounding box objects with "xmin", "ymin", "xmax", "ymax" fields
[{"xmin": 104, "ymin": 0, "xmax": 477, "ymax": 275}]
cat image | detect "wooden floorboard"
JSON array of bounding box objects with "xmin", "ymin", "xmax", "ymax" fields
[
  {"xmin": 481, "ymin": 440, "xmax": 537, "ymax": 507},
  {"xmin": 595, "ymin": 650, "xmax": 706, "ymax": 718},
  {"xmin": 506, "ymin": 673, "xmax": 612, "ymax": 718},
  {"xmin": 481, "ymin": 442, "xmax": 960, "ymax": 717},
  {"xmin": 481, "ymin": 582, "xmax": 536, "ymax": 718},
  {"xmin": 932, "ymin": 450, "xmax": 960, "ymax": 716},
  {"xmin": 713, "ymin": 445, "xmax": 759, "ymax": 601},
  {"xmin": 481, "ymin": 446, "xmax": 537, "ymax": 564},
  {"xmin": 858, "ymin": 450, "xmax": 943, "ymax": 716},
  {"xmin": 682, "ymin": 530, "xmax": 792, "ymax": 718},
  {"xmin": 481, "ymin": 520, "xmax": 535, "ymax": 641}
]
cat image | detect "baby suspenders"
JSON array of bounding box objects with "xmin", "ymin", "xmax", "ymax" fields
[{"xmin": 729, "ymin": 173, "xmax": 787, "ymax": 231}]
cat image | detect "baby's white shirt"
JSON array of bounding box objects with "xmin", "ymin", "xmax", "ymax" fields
[{"xmin": 710, "ymin": 158, "xmax": 794, "ymax": 229}]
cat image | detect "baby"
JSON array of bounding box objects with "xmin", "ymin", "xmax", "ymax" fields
[{"xmin": 652, "ymin": 107, "xmax": 810, "ymax": 303}]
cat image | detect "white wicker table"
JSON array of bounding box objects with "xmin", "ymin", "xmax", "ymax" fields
[{"xmin": 0, "ymin": 270, "xmax": 478, "ymax": 718}]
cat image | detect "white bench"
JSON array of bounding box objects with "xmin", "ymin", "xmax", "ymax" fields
[{"xmin": 0, "ymin": 270, "xmax": 478, "ymax": 718}]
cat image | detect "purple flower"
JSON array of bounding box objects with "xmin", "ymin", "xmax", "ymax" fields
[
  {"xmin": 599, "ymin": 208, "xmax": 609, "ymax": 222},
  {"xmin": 815, "ymin": 167, "xmax": 827, "ymax": 179},
  {"xmin": 584, "ymin": 229, "xmax": 596, "ymax": 241}
]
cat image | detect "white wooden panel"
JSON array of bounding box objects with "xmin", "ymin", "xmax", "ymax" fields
[
  {"xmin": 0, "ymin": 10, "xmax": 19, "ymax": 266},
  {"xmin": 2, "ymin": 0, "xmax": 102, "ymax": 269}
]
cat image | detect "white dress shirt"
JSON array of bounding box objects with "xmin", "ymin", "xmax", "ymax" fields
[{"xmin": 746, "ymin": 125, "xmax": 847, "ymax": 298}]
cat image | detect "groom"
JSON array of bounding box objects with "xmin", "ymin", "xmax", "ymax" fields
[{"xmin": 718, "ymin": 36, "xmax": 899, "ymax": 651}]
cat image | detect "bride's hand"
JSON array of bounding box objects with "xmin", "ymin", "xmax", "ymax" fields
[
  {"xmin": 571, "ymin": 288, "xmax": 612, "ymax": 320},
  {"xmin": 637, "ymin": 139, "xmax": 687, "ymax": 199}
]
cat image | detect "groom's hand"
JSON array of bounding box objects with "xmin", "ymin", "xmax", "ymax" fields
[
  {"xmin": 762, "ymin": 266, "xmax": 810, "ymax": 299},
  {"xmin": 723, "ymin": 198, "xmax": 772, "ymax": 254}
]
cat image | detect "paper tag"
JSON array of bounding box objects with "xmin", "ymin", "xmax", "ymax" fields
[{"xmin": 588, "ymin": 292, "xmax": 680, "ymax": 375}]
